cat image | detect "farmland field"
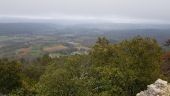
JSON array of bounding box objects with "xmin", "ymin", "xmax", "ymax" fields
[{"xmin": 43, "ymin": 44, "xmax": 68, "ymax": 52}]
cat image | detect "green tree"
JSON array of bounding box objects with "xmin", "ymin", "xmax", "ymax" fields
[
  {"xmin": 0, "ymin": 59, "xmax": 23, "ymax": 94},
  {"xmin": 118, "ymin": 37, "xmax": 162, "ymax": 95},
  {"xmin": 89, "ymin": 36, "xmax": 162, "ymax": 96},
  {"xmin": 36, "ymin": 55, "xmax": 91, "ymax": 96},
  {"xmin": 36, "ymin": 36, "xmax": 163, "ymax": 96}
]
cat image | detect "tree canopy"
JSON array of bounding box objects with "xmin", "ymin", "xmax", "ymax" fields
[{"xmin": 36, "ymin": 36, "xmax": 163, "ymax": 96}]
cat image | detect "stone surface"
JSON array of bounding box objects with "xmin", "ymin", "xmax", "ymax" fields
[{"xmin": 136, "ymin": 79, "xmax": 170, "ymax": 96}]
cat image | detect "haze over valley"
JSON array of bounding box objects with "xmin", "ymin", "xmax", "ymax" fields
[{"xmin": 0, "ymin": 17, "xmax": 170, "ymax": 59}]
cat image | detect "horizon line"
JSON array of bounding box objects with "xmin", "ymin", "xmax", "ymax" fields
[{"xmin": 0, "ymin": 15, "xmax": 169, "ymax": 24}]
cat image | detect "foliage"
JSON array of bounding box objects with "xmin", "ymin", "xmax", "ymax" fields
[
  {"xmin": 36, "ymin": 36, "xmax": 163, "ymax": 96},
  {"xmin": 0, "ymin": 55, "xmax": 51, "ymax": 95},
  {"xmin": 161, "ymin": 52, "xmax": 170, "ymax": 81},
  {"xmin": 0, "ymin": 36, "xmax": 164, "ymax": 96},
  {"xmin": 36, "ymin": 55, "xmax": 91, "ymax": 96},
  {"xmin": 9, "ymin": 88, "xmax": 36, "ymax": 96},
  {"xmin": 89, "ymin": 36, "xmax": 162, "ymax": 96},
  {"xmin": 0, "ymin": 59, "xmax": 23, "ymax": 94},
  {"xmin": 22, "ymin": 54, "xmax": 52, "ymax": 82}
]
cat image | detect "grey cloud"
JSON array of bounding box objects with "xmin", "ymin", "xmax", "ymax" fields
[{"xmin": 0, "ymin": 0, "xmax": 170, "ymax": 22}]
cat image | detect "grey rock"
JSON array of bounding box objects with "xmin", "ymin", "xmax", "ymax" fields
[{"xmin": 136, "ymin": 79, "xmax": 170, "ymax": 96}]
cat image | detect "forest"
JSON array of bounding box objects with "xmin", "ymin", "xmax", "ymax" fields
[{"xmin": 0, "ymin": 36, "xmax": 170, "ymax": 96}]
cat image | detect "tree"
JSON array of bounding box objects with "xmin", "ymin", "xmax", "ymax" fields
[
  {"xmin": 36, "ymin": 36, "xmax": 163, "ymax": 96},
  {"xmin": 89, "ymin": 36, "xmax": 162, "ymax": 96},
  {"xmin": 36, "ymin": 55, "xmax": 91, "ymax": 96},
  {"xmin": 0, "ymin": 59, "xmax": 23, "ymax": 94},
  {"xmin": 161, "ymin": 52, "xmax": 170, "ymax": 81},
  {"xmin": 90, "ymin": 37, "xmax": 112, "ymax": 66},
  {"xmin": 118, "ymin": 37, "xmax": 162, "ymax": 95}
]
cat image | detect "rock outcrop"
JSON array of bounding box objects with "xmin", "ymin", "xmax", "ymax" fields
[{"xmin": 137, "ymin": 79, "xmax": 170, "ymax": 96}]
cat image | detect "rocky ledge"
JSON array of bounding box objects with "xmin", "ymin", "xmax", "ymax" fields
[{"xmin": 137, "ymin": 79, "xmax": 170, "ymax": 96}]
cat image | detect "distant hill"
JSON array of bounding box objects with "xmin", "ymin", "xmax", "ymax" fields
[{"xmin": 0, "ymin": 21, "xmax": 170, "ymax": 42}]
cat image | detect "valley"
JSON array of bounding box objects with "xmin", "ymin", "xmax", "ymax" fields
[{"xmin": 0, "ymin": 22, "xmax": 170, "ymax": 59}]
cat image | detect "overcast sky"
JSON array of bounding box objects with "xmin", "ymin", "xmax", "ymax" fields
[{"xmin": 0, "ymin": 0, "xmax": 170, "ymax": 23}]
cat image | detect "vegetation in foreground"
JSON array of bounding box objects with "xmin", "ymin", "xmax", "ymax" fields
[{"xmin": 0, "ymin": 36, "xmax": 169, "ymax": 96}]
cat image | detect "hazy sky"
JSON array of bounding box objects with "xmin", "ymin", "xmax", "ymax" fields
[{"xmin": 0, "ymin": 0, "xmax": 170, "ymax": 23}]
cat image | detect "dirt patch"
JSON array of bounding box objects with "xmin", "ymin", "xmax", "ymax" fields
[
  {"xmin": 43, "ymin": 44, "xmax": 68, "ymax": 52},
  {"xmin": 17, "ymin": 47, "xmax": 31, "ymax": 57}
]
